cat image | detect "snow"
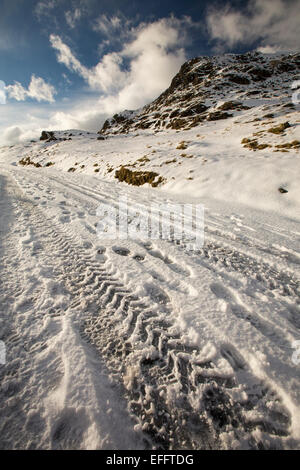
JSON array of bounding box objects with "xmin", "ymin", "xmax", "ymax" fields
[
  {"xmin": 0, "ymin": 149, "xmax": 299, "ymax": 449},
  {"xmin": 1, "ymin": 104, "xmax": 299, "ymax": 220},
  {"xmin": 0, "ymin": 52, "xmax": 299, "ymax": 449}
]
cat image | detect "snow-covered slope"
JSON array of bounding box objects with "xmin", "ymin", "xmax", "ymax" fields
[
  {"xmin": 1, "ymin": 53, "xmax": 299, "ymax": 219},
  {"xmin": 0, "ymin": 51, "xmax": 299, "ymax": 450},
  {"xmin": 99, "ymin": 51, "xmax": 300, "ymax": 135}
]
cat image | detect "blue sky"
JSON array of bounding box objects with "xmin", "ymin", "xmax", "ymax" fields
[{"xmin": 0, "ymin": 0, "xmax": 299, "ymax": 144}]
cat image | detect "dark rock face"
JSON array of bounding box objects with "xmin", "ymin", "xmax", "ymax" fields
[
  {"xmin": 249, "ymin": 67, "xmax": 272, "ymax": 81},
  {"xmin": 40, "ymin": 131, "xmax": 57, "ymax": 142},
  {"xmin": 40, "ymin": 131, "xmax": 49, "ymax": 140},
  {"xmin": 98, "ymin": 51, "xmax": 300, "ymax": 136},
  {"xmin": 206, "ymin": 111, "xmax": 233, "ymax": 121},
  {"xmin": 225, "ymin": 74, "xmax": 250, "ymax": 85},
  {"xmin": 180, "ymin": 103, "xmax": 208, "ymax": 117},
  {"xmin": 217, "ymin": 101, "xmax": 243, "ymax": 111}
]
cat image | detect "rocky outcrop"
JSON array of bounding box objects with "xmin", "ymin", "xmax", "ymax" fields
[
  {"xmin": 40, "ymin": 131, "xmax": 57, "ymax": 142},
  {"xmin": 98, "ymin": 51, "xmax": 300, "ymax": 136}
]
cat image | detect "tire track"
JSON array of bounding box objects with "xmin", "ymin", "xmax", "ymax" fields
[{"xmin": 3, "ymin": 170, "xmax": 297, "ymax": 450}]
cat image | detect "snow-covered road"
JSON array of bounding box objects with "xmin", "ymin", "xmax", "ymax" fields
[{"xmin": 0, "ymin": 165, "xmax": 299, "ymax": 449}]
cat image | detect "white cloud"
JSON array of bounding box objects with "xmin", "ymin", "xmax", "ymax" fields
[
  {"xmin": 35, "ymin": 0, "xmax": 57, "ymax": 20},
  {"xmin": 65, "ymin": 8, "xmax": 82, "ymax": 28},
  {"xmin": 49, "ymin": 104, "xmax": 107, "ymax": 131},
  {"xmin": 0, "ymin": 101, "xmax": 52, "ymax": 145},
  {"xmin": 3, "ymin": 126, "xmax": 23, "ymax": 144},
  {"xmin": 256, "ymin": 45, "xmax": 283, "ymax": 54},
  {"xmin": 62, "ymin": 73, "xmax": 72, "ymax": 85},
  {"xmin": 0, "ymin": 80, "xmax": 7, "ymax": 104},
  {"xmin": 206, "ymin": 0, "xmax": 300, "ymax": 52},
  {"xmin": 0, "ymin": 97, "xmax": 107, "ymax": 146},
  {"xmin": 50, "ymin": 16, "xmax": 189, "ymax": 112},
  {"xmin": 28, "ymin": 76, "xmax": 56, "ymax": 102},
  {"xmin": 93, "ymin": 14, "xmax": 123, "ymax": 36},
  {"xmin": 50, "ymin": 34, "xmax": 89, "ymax": 79},
  {"xmin": 0, "ymin": 16, "xmax": 193, "ymax": 146},
  {"xmin": 5, "ymin": 82, "xmax": 27, "ymax": 101},
  {"xmin": 50, "ymin": 33, "xmax": 129, "ymax": 93},
  {"xmin": 93, "ymin": 13, "xmax": 134, "ymax": 55},
  {"xmin": 35, "ymin": 0, "xmax": 92, "ymax": 24},
  {"xmin": 5, "ymin": 75, "xmax": 56, "ymax": 103}
]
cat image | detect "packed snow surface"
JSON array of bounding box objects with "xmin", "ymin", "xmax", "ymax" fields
[{"xmin": 0, "ymin": 139, "xmax": 299, "ymax": 449}]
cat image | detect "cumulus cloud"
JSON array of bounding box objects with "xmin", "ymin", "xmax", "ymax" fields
[
  {"xmin": 50, "ymin": 33, "xmax": 127, "ymax": 93},
  {"xmin": 50, "ymin": 16, "xmax": 189, "ymax": 112},
  {"xmin": 49, "ymin": 104, "xmax": 107, "ymax": 131},
  {"xmin": 0, "ymin": 101, "xmax": 52, "ymax": 145},
  {"xmin": 5, "ymin": 75, "xmax": 56, "ymax": 103},
  {"xmin": 5, "ymin": 81, "xmax": 27, "ymax": 101},
  {"xmin": 3, "ymin": 126, "xmax": 23, "ymax": 144},
  {"xmin": 1, "ymin": 16, "xmax": 194, "ymax": 146},
  {"xmin": 206, "ymin": 0, "xmax": 300, "ymax": 52}
]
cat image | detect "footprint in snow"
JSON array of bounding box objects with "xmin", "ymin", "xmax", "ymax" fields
[
  {"xmin": 133, "ymin": 254, "xmax": 145, "ymax": 261},
  {"xmin": 112, "ymin": 246, "xmax": 130, "ymax": 256}
]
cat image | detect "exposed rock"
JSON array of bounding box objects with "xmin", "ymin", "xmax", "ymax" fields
[
  {"xmin": 268, "ymin": 122, "xmax": 291, "ymax": 134},
  {"xmin": 98, "ymin": 51, "xmax": 300, "ymax": 136},
  {"xmin": 207, "ymin": 111, "xmax": 233, "ymax": 121},
  {"xmin": 180, "ymin": 103, "xmax": 208, "ymax": 117},
  {"xmin": 249, "ymin": 67, "xmax": 272, "ymax": 81},
  {"xmin": 217, "ymin": 101, "xmax": 242, "ymax": 111},
  {"xmin": 40, "ymin": 131, "xmax": 57, "ymax": 142},
  {"xmin": 115, "ymin": 167, "xmax": 164, "ymax": 187},
  {"xmin": 225, "ymin": 74, "xmax": 250, "ymax": 85},
  {"xmin": 19, "ymin": 156, "xmax": 42, "ymax": 167}
]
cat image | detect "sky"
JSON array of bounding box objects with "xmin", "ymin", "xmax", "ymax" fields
[{"xmin": 0, "ymin": 0, "xmax": 299, "ymax": 145}]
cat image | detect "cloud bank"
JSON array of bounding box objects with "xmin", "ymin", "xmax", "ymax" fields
[
  {"xmin": 0, "ymin": 97, "xmax": 109, "ymax": 146},
  {"xmin": 206, "ymin": 0, "xmax": 300, "ymax": 52}
]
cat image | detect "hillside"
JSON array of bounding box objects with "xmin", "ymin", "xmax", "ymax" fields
[
  {"xmin": 1, "ymin": 51, "xmax": 299, "ymax": 218},
  {"xmin": 99, "ymin": 51, "xmax": 300, "ymax": 135}
]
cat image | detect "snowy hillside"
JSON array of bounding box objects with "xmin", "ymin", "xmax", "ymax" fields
[
  {"xmin": 1, "ymin": 52, "xmax": 299, "ymax": 218},
  {"xmin": 0, "ymin": 51, "xmax": 299, "ymax": 450},
  {"xmin": 99, "ymin": 51, "xmax": 300, "ymax": 135}
]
